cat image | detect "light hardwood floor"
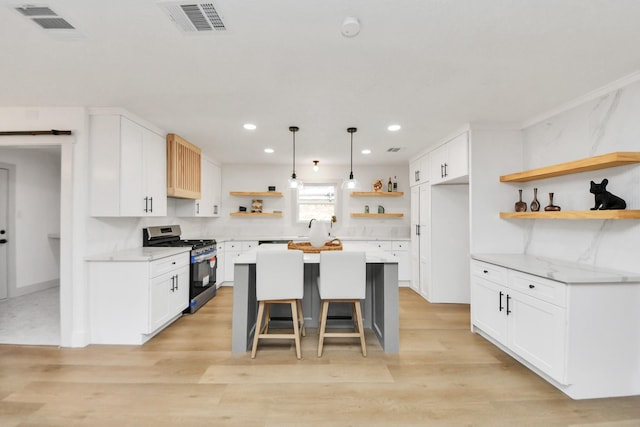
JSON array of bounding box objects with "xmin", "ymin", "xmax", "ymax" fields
[{"xmin": 1, "ymin": 287, "xmax": 640, "ymax": 426}]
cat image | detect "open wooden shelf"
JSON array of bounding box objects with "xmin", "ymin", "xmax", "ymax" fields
[
  {"xmin": 230, "ymin": 191, "xmax": 283, "ymax": 197},
  {"xmin": 351, "ymin": 191, "xmax": 404, "ymax": 197},
  {"xmin": 500, "ymin": 210, "xmax": 640, "ymax": 220},
  {"xmin": 351, "ymin": 213, "xmax": 404, "ymax": 218},
  {"xmin": 500, "ymin": 152, "xmax": 640, "ymax": 183},
  {"xmin": 230, "ymin": 212, "xmax": 283, "ymax": 217}
]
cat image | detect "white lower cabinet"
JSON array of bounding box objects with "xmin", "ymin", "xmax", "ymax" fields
[
  {"xmin": 368, "ymin": 240, "xmax": 410, "ymax": 284},
  {"xmin": 89, "ymin": 252, "xmax": 190, "ymax": 344},
  {"xmin": 222, "ymin": 241, "xmax": 258, "ymax": 285},
  {"xmin": 471, "ymin": 260, "xmax": 567, "ymax": 384},
  {"xmin": 471, "ymin": 258, "xmax": 640, "ymax": 399}
]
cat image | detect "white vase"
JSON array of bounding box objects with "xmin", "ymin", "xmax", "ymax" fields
[{"xmin": 309, "ymin": 220, "xmax": 328, "ymax": 248}]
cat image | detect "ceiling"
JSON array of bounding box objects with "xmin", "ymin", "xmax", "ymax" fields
[{"xmin": 2, "ymin": 1, "xmax": 640, "ymax": 167}]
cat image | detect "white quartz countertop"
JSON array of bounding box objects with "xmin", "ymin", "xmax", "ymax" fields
[
  {"xmin": 235, "ymin": 243, "xmax": 397, "ymax": 264},
  {"xmin": 472, "ymin": 253, "xmax": 640, "ymax": 284},
  {"xmin": 213, "ymin": 235, "xmax": 410, "ymax": 243},
  {"xmin": 85, "ymin": 246, "xmax": 191, "ymax": 262}
]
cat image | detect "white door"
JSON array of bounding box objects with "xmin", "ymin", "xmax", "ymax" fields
[{"xmin": 0, "ymin": 168, "xmax": 7, "ymax": 299}]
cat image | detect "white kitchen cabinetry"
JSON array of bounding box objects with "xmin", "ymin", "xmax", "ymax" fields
[
  {"xmin": 367, "ymin": 240, "xmax": 410, "ymax": 284},
  {"xmin": 215, "ymin": 242, "xmax": 225, "ymax": 285},
  {"xmin": 471, "ymin": 256, "xmax": 640, "ymax": 399},
  {"xmin": 471, "ymin": 260, "xmax": 566, "ymax": 382},
  {"xmin": 175, "ymin": 157, "xmax": 222, "ymax": 217},
  {"xmin": 222, "ymin": 240, "xmax": 258, "ymax": 284},
  {"xmin": 88, "ymin": 252, "xmax": 189, "ymax": 345},
  {"xmin": 410, "ymin": 183, "xmax": 469, "ymax": 303},
  {"xmin": 90, "ymin": 112, "xmax": 167, "ymax": 217},
  {"xmin": 409, "ymin": 153, "xmax": 429, "ymax": 187},
  {"xmin": 430, "ymin": 132, "xmax": 469, "ymax": 185}
]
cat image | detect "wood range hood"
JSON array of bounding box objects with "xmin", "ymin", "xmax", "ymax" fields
[{"xmin": 166, "ymin": 133, "xmax": 202, "ymax": 200}]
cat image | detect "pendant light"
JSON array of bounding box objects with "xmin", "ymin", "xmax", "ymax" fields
[
  {"xmin": 312, "ymin": 160, "xmax": 319, "ymax": 172},
  {"xmin": 288, "ymin": 126, "xmax": 300, "ymax": 189},
  {"xmin": 345, "ymin": 127, "xmax": 358, "ymax": 189}
]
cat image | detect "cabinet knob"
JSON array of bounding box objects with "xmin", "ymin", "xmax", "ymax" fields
[
  {"xmin": 483, "ymin": 270, "xmax": 488, "ymax": 274},
  {"xmin": 528, "ymin": 284, "xmax": 535, "ymax": 289}
]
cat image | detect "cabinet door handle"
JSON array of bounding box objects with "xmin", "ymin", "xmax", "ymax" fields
[
  {"xmin": 149, "ymin": 197, "xmax": 153, "ymax": 213},
  {"xmin": 499, "ymin": 291, "xmax": 504, "ymax": 312},
  {"xmin": 506, "ymin": 294, "xmax": 511, "ymax": 315},
  {"xmin": 170, "ymin": 275, "xmax": 175, "ymax": 291},
  {"xmin": 196, "ymin": 202, "xmax": 200, "ymax": 214},
  {"xmin": 528, "ymin": 284, "xmax": 535, "ymax": 289},
  {"xmin": 415, "ymin": 170, "xmax": 420, "ymax": 182},
  {"xmin": 440, "ymin": 164, "xmax": 444, "ymax": 178},
  {"xmin": 174, "ymin": 275, "xmax": 178, "ymax": 290},
  {"xmin": 444, "ymin": 163, "xmax": 448, "ymax": 177},
  {"xmin": 144, "ymin": 197, "xmax": 148, "ymax": 213}
]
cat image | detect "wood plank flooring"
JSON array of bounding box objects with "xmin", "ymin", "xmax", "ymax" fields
[{"xmin": 2, "ymin": 287, "xmax": 640, "ymax": 426}]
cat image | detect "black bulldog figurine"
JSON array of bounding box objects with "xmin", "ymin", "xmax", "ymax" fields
[{"xmin": 590, "ymin": 179, "xmax": 626, "ymax": 210}]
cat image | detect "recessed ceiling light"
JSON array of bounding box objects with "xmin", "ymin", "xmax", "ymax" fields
[
  {"xmin": 264, "ymin": 148, "xmax": 274, "ymax": 154},
  {"xmin": 361, "ymin": 149, "xmax": 371, "ymax": 155},
  {"xmin": 244, "ymin": 123, "xmax": 257, "ymax": 130},
  {"xmin": 387, "ymin": 124, "xmax": 401, "ymax": 132}
]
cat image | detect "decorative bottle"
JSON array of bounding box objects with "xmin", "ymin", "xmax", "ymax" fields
[
  {"xmin": 530, "ymin": 188, "xmax": 540, "ymax": 212},
  {"xmin": 544, "ymin": 192, "xmax": 561, "ymax": 211},
  {"xmin": 387, "ymin": 177, "xmax": 392, "ymax": 192},
  {"xmin": 515, "ymin": 189, "xmax": 527, "ymax": 212},
  {"xmin": 393, "ymin": 176, "xmax": 398, "ymax": 192}
]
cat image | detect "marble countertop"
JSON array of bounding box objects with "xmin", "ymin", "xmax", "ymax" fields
[
  {"xmin": 235, "ymin": 243, "xmax": 397, "ymax": 264},
  {"xmin": 86, "ymin": 246, "xmax": 191, "ymax": 262},
  {"xmin": 472, "ymin": 253, "xmax": 640, "ymax": 284}
]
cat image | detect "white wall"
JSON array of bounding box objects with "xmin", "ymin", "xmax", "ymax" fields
[
  {"xmin": 0, "ymin": 148, "xmax": 60, "ymax": 295},
  {"xmin": 520, "ymin": 82, "xmax": 640, "ymax": 272}
]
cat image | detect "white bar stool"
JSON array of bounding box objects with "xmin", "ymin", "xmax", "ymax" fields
[
  {"xmin": 317, "ymin": 251, "xmax": 367, "ymax": 357},
  {"xmin": 251, "ymin": 248, "xmax": 305, "ymax": 359}
]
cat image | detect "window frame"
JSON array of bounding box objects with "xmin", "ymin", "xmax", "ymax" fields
[{"xmin": 294, "ymin": 180, "xmax": 341, "ymax": 224}]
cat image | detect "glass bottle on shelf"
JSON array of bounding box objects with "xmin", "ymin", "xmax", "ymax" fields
[
  {"xmin": 387, "ymin": 177, "xmax": 392, "ymax": 192},
  {"xmin": 393, "ymin": 176, "xmax": 398, "ymax": 192}
]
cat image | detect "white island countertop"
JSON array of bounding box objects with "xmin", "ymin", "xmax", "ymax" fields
[
  {"xmin": 86, "ymin": 246, "xmax": 191, "ymax": 262},
  {"xmin": 472, "ymin": 253, "xmax": 640, "ymax": 284},
  {"xmin": 235, "ymin": 242, "xmax": 397, "ymax": 264}
]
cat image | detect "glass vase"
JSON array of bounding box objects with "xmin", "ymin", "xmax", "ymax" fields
[
  {"xmin": 530, "ymin": 188, "xmax": 540, "ymax": 212},
  {"xmin": 515, "ymin": 189, "xmax": 527, "ymax": 212}
]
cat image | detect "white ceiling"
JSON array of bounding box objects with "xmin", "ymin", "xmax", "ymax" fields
[{"xmin": 2, "ymin": 0, "xmax": 640, "ymax": 167}]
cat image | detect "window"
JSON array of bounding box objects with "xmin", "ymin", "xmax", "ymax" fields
[{"xmin": 296, "ymin": 182, "xmax": 337, "ymax": 222}]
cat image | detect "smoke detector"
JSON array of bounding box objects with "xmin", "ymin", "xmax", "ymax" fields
[{"xmin": 341, "ymin": 16, "xmax": 360, "ymax": 37}]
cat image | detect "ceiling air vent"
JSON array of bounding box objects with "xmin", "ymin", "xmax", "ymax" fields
[
  {"xmin": 14, "ymin": 5, "xmax": 76, "ymax": 31},
  {"xmin": 386, "ymin": 147, "xmax": 401, "ymax": 152},
  {"xmin": 161, "ymin": 2, "xmax": 227, "ymax": 33}
]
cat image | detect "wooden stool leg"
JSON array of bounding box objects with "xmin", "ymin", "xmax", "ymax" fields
[
  {"xmin": 317, "ymin": 300, "xmax": 330, "ymax": 357},
  {"xmin": 354, "ymin": 300, "xmax": 367, "ymax": 357},
  {"xmin": 263, "ymin": 303, "xmax": 271, "ymax": 334},
  {"xmin": 291, "ymin": 300, "xmax": 302, "ymax": 359},
  {"xmin": 251, "ymin": 301, "xmax": 265, "ymax": 359},
  {"xmin": 297, "ymin": 299, "xmax": 305, "ymax": 337}
]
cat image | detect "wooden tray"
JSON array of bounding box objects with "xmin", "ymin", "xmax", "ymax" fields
[{"xmin": 287, "ymin": 238, "xmax": 343, "ymax": 253}]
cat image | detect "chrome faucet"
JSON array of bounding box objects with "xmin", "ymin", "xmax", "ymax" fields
[{"xmin": 308, "ymin": 218, "xmax": 316, "ymax": 228}]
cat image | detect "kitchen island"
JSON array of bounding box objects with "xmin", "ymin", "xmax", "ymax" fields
[{"xmin": 231, "ymin": 243, "xmax": 399, "ymax": 353}]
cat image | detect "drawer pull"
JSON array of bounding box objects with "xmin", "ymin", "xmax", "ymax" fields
[
  {"xmin": 529, "ymin": 284, "xmax": 535, "ymax": 289},
  {"xmin": 483, "ymin": 270, "xmax": 488, "ymax": 274},
  {"xmin": 506, "ymin": 294, "xmax": 512, "ymax": 315},
  {"xmin": 499, "ymin": 291, "xmax": 504, "ymax": 311}
]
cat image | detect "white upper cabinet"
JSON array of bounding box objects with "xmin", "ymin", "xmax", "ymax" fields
[
  {"xmin": 90, "ymin": 113, "xmax": 167, "ymax": 217},
  {"xmin": 175, "ymin": 156, "xmax": 222, "ymax": 217},
  {"xmin": 430, "ymin": 132, "xmax": 469, "ymax": 185},
  {"xmin": 409, "ymin": 153, "xmax": 429, "ymax": 187}
]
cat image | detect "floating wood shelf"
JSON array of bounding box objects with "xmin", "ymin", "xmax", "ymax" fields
[
  {"xmin": 351, "ymin": 213, "xmax": 404, "ymax": 218},
  {"xmin": 230, "ymin": 212, "xmax": 283, "ymax": 217},
  {"xmin": 500, "ymin": 152, "xmax": 640, "ymax": 183},
  {"xmin": 351, "ymin": 191, "xmax": 404, "ymax": 197},
  {"xmin": 229, "ymin": 191, "xmax": 283, "ymax": 197},
  {"xmin": 500, "ymin": 210, "xmax": 640, "ymax": 220}
]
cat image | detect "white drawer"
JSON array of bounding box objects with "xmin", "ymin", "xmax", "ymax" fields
[
  {"xmin": 392, "ymin": 241, "xmax": 409, "ymax": 251},
  {"xmin": 242, "ymin": 241, "xmax": 258, "ymax": 251},
  {"xmin": 369, "ymin": 241, "xmax": 392, "ymax": 251},
  {"xmin": 471, "ymin": 260, "xmax": 507, "ymax": 285},
  {"xmin": 150, "ymin": 253, "xmax": 189, "ymax": 278},
  {"xmin": 508, "ymin": 270, "xmax": 567, "ymax": 308}
]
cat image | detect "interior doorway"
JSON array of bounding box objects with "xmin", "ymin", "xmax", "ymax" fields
[
  {"xmin": 0, "ymin": 167, "xmax": 7, "ymax": 300},
  {"xmin": 0, "ymin": 148, "xmax": 61, "ymax": 345}
]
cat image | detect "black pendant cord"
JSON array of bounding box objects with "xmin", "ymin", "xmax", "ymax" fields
[
  {"xmin": 0, "ymin": 129, "xmax": 72, "ymax": 136},
  {"xmin": 289, "ymin": 126, "xmax": 299, "ymax": 179},
  {"xmin": 347, "ymin": 127, "xmax": 357, "ymax": 180}
]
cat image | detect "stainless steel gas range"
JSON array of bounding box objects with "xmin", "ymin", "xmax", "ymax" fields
[{"xmin": 143, "ymin": 225, "xmax": 217, "ymax": 314}]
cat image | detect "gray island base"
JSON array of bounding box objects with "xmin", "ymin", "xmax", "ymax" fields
[{"xmin": 231, "ymin": 243, "xmax": 399, "ymax": 354}]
